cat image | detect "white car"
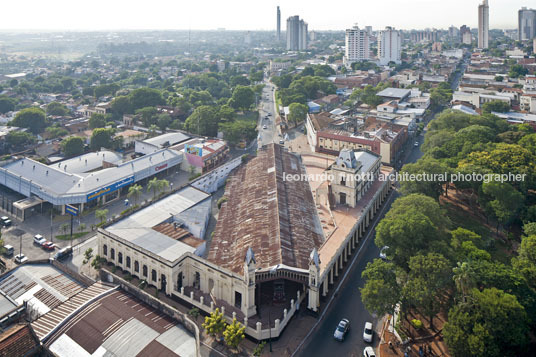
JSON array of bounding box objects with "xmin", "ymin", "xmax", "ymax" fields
[
  {"xmin": 379, "ymin": 246, "xmax": 389, "ymax": 260},
  {"xmin": 333, "ymin": 318, "xmax": 350, "ymax": 341},
  {"xmin": 414, "ymin": 141, "xmax": 419, "ymax": 147},
  {"xmin": 363, "ymin": 346, "xmax": 376, "ymax": 357},
  {"xmin": 363, "ymin": 321, "xmax": 373, "ymax": 343},
  {"xmin": 14, "ymin": 254, "xmax": 28, "ymax": 264},
  {"xmin": 33, "ymin": 234, "xmax": 46, "ymax": 246},
  {"xmin": 263, "ymin": 125, "xmax": 267, "ymax": 129}
]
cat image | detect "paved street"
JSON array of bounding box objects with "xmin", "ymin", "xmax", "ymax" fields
[{"xmin": 257, "ymin": 80, "xmax": 279, "ymax": 148}]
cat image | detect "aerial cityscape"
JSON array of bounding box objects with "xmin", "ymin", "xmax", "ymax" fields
[{"xmin": 0, "ymin": 1, "xmax": 536, "ymax": 356}]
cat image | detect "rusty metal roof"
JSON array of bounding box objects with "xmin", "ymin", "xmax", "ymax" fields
[{"xmin": 208, "ymin": 144, "xmax": 325, "ymax": 275}]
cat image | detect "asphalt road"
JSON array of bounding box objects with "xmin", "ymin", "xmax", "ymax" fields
[
  {"xmin": 257, "ymin": 81, "xmax": 279, "ymax": 148},
  {"xmin": 297, "ymin": 142, "xmax": 424, "ymax": 357}
]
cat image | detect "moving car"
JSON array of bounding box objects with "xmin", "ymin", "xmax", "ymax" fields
[
  {"xmin": 42, "ymin": 241, "xmax": 55, "ymax": 251},
  {"xmin": 414, "ymin": 141, "xmax": 419, "ymax": 147},
  {"xmin": 363, "ymin": 321, "xmax": 373, "ymax": 343},
  {"xmin": 14, "ymin": 254, "xmax": 28, "ymax": 264},
  {"xmin": 334, "ymin": 318, "xmax": 350, "ymax": 341},
  {"xmin": 3, "ymin": 245, "xmax": 14, "ymax": 257},
  {"xmin": 34, "ymin": 234, "xmax": 46, "ymax": 246},
  {"xmin": 363, "ymin": 347, "xmax": 376, "ymax": 357},
  {"xmin": 1, "ymin": 216, "xmax": 12, "ymax": 227},
  {"xmin": 263, "ymin": 125, "xmax": 267, "ymax": 129},
  {"xmin": 379, "ymin": 246, "xmax": 389, "ymax": 260},
  {"xmin": 53, "ymin": 246, "xmax": 73, "ymax": 260},
  {"xmin": 279, "ymin": 139, "xmax": 284, "ymax": 145}
]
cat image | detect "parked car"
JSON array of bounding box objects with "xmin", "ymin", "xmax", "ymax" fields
[
  {"xmin": 3, "ymin": 245, "xmax": 14, "ymax": 257},
  {"xmin": 334, "ymin": 318, "xmax": 350, "ymax": 341},
  {"xmin": 363, "ymin": 321, "xmax": 373, "ymax": 343},
  {"xmin": 363, "ymin": 347, "xmax": 376, "ymax": 357},
  {"xmin": 1, "ymin": 216, "xmax": 12, "ymax": 227},
  {"xmin": 379, "ymin": 246, "xmax": 389, "ymax": 260},
  {"xmin": 42, "ymin": 242, "xmax": 55, "ymax": 251},
  {"xmin": 33, "ymin": 234, "xmax": 46, "ymax": 246},
  {"xmin": 14, "ymin": 254, "xmax": 28, "ymax": 264},
  {"xmin": 279, "ymin": 139, "xmax": 285, "ymax": 145},
  {"xmin": 53, "ymin": 246, "xmax": 73, "ymax": 260}
]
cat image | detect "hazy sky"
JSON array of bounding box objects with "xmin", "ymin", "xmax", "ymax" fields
[{"xmin": 0, "ymin": 0, "xmax": 528, "ymax": 31}]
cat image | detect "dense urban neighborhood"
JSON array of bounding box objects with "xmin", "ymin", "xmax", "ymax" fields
[{"xmin": 0, "ymin": 2, "xmax": 536, "ymax": 357}]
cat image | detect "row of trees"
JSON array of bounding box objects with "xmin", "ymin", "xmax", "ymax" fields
[{"xmin": 362, "ymin": 109, "xmax": 536, "ymax": 356}]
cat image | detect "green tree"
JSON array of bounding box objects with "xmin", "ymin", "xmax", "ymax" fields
[
  {"xmin": 481, "ymin": 181, "xmax": 525, "ymax": 229},
  {"xmin": 444, "ymin": 288, "xmax": 528, "ymax": 357},
  {"xmin": 219, "ymin": 120, "xmax": 256, "ymax": 145},
  {"xmin": 184, "ymin": 105, "xmax": 219, "ymax": 136},
  {"xmin": 229, "ymin": 85, "xmax": 255, "ymax": 111},
  {"xmin": 0, "ymin": 96, "xmax": 16, "ymax": 114},
  {"xmin": 94, "ymin": 83, "xmax": 120, "ymax": 98},
  {"xmin": 128, "ymin": 87, "xmax": 164, "ymax": 111},
  {"xmin": 127, "ymin": 184, "xmax": 143, "ymax": 205},
  {"xmin": 223, "ymin": 318, "xmax": 245, "ymax": 350},
  {"xmin": 375, "ymin": 194, "xmax": 450, "ymax": 269},
  {"xmin": 111, "ymin": 95, "xmax": 133, "ymax": 117},
  {"xmin": 60, "ymin": 223, "xmax": 69, "ymax": 235},
  {"xmin": 403, "ymin": 253, "xmax": 451, "ymax": 329},
  {"xmin": 508, "ymin": 64, "xmax": 528, "ymax": 78},
  {"xmin": 156, "ymin": 113, "xmax": 172, "ymax": 132},
  {"xmin": 95, "ymin": 209, "xmax": 108, "ymax": 224},
  {"xmin": 482, "ymin": 100, "xmax": 510, "ymax": 113},
  {"xmin": 400, "ymin": 157, "xmax": 450, "ymax": 199},
  {"xmin": 147, "ymin": 177, "xmax": 161, "ymax": 199},
  {"xmin": 135, "ymin": 107, "xmax": 158, "ymax": 127},
  {"xmin": 46, "ymin": 101, "xmax": 69, "ymax": 116},
  {"xmin": 218, "ymin": 104, "xmax": 235, "ymax": 122},
  {"xmin": 10, "ymin": 107, "xmax": 47, "ymax": 134},
  {"xmin": 61, "ymin": 136, "xmax": 85, "ymax": 157},
  {"xmin": 360, "ymin": 259, "xmax": 401, "ymax": 317},
  {"xmin": 512, "ymin": 235, "xmax": 536, "ymax": 289},
  {"xmin": 452, "ymin": 261, "xmax": 476, "ymax": 303},
  {"xmin": 83, "ymin": 247, "xmax": 93, "ymax": 264},
  {"xmin": 202, "ymin": 308, "xmax": 226, "ymax": 338},
  {"xmin": 45, "ymin": 126, "xmax": 69, "ymax": 139},
  {"xmin": 6, "ymin": 131, "xmax": 36, "ymax": 150},
  {"xmin": 89, "ymin": 113, "xmax": 107, "ymax": 129},
  {"xmin": 288, "ymin": 103, "xmax": 308, "ymax": 126},
  {"xmin": 90, "ymin": 128, "xmax": 115, "ymax": 150}
]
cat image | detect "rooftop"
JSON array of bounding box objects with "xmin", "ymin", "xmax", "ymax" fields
[
  {"xmin": 44, "ymin": 289, "xmax": 196, "ymax": 357},
  {"xmin": 51, "ymin": 150, "xmax": 123, "ymax": 174},
  {"xmin": 142, "ymin": 132, "xmax": 190, "ymax": 148},
  {"xmin": 376, "ymin": 87, "xmax": 411, "ymax": 99},
  {"xmin": 208, "ymin": 144, "xmax": 325, "ymax": 275}
]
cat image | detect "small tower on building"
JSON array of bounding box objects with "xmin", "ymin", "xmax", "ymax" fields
[
  {"xmin": 329, "ymin": 148, "xmax": 362, "ymax": 208},
  {"xmin": 244, "ymin": 247, "xmax": 257, "ymax": 317},
  {"xmin": 308, "ymin": 248, "xmax": 321, "ymax": 312}
]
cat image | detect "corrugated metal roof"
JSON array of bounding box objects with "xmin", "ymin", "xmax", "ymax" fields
[
  {"xmin": 208, "ymin": 144, "xmax": 325, "ymax": 275},
  {"xmin": 53, "ymin": 150, "xmax": 122, "ymax": 174}
]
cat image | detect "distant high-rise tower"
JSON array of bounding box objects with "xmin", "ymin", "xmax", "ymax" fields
[
  {"xmin": 344, "ymin": 25, "xmax": 370, "ymax": 67},
  {"xmin": 286, "ymin": 15, "xmax": 308, "ymax": 51},
  {"xmin": 478, "ymin": 0, "xmax": 489, "ymax": 49},
  {"xmin": 518, "ymin": 7, "xmax": 536, "ymax": 41},
  {"xmin": 378, "ymin": 27, "xmax": 401, "ymax": 65},
  {"xmin": 277, "ymin": 6, "xmax": 281, "ymax": 41}
]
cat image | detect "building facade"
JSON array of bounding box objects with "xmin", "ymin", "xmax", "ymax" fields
[
  {"xmin": 286, "ymin": 15, "xmax": 307, "ymax": 51},
  {"xmin": 478, "ymin": 0, "xmax": 489, "ymax": 49},
  {"xmin": 344, "ymin": 25, "xmax": 370, "ymax": 67},
  {"xmin": 518, "ymin": 7, "xmax": 536, "ymax": 41},
  {"xmin": 277, "ymin": 6, "xmax": 281, "ymax": 42},
  {"xmin": 378, "ymin": 27, "xmax": 401, "ymax": 66}
]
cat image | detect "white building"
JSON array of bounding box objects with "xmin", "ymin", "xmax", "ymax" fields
[
  {"xmin": 377, "ymin": 27, "xmax": 401, "ymax": 66},
  {"xmin": 344, "ymin": 25, "xmax": 370, "ymax": 67},
  {"xmin": 478, "ymin": 0, "xmax": 489, "ymax": 49}
]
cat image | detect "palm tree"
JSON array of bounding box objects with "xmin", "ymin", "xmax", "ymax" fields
[
  {"xmin": 128, "ymin": 184, "xmax": 143, "ymax": 205},
  {"xmin": 453, "ymin": 261, "xmax": 475, "ymax": 303},
  {"xmin": 147, "ymin": 177, "xmax": 160, "ymax": 199},
  {"xmin": 95, "ymin": 209, "xmax": 108, "ymax": 225},
  {"xmin": 158, "ymin": 179, "xmax": 170, "ymax": 194}
]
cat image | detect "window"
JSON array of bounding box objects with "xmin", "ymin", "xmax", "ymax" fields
[
  {"xmin": 135, "ymin": 261, "xmax": 139, "ymax": 273},
  {"xmin": 126, "ymin": 256, "xmax": 131, "ymax": 268},
  {"xmin": 110, "ymin": 248, "xmax": 115, "ymax": 260},
  {"xmin": 152, "ymin": 269, "xmax": 157, "ymax": 282},
  {"xmin": 143, "ymin": 265, "xmax": 148, "ymax": 277},
  {"xmin": 234, "ymin": 291, "xmax": 242, "ymax": 309},
  {"xmin": 103, "ymin": 245, "xmax": 107, "ymax": 256},
  {"xmin": 194, "ymin": 272, "xmax": 200, "ymax": 289},
  {"xmin": 118, "ymin": 252, "xmax": 123, "ymax": 264}
]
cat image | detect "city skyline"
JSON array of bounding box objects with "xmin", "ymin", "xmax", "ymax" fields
[{"xmin": 0, "ymin": 0, "xmax": 531, "ymax": 32}]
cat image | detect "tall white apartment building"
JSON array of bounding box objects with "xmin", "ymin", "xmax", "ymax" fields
[
  {"xmin": 478, "ymin": 0, "xmax": 489, "ymax": 49},
  {"xmin": 378, "ymin": 27, "xmax": 401, "ymax": 66},
  {"xmin": 344, "ymin": 25, "xmax": 370, "ymax": 67}
]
